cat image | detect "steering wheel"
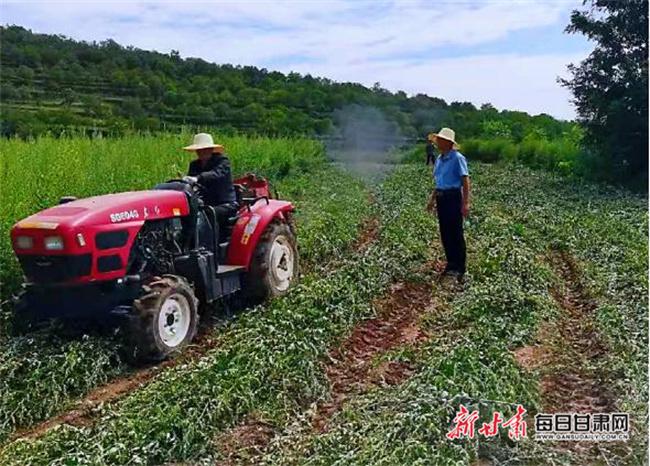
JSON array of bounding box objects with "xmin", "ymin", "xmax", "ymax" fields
[{"xmin": 165, "ymin": 178, "xmax": 205, "ymax": 195}]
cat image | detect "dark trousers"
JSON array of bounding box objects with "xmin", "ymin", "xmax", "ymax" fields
[
  {"xmin": 213, "ymin": 203, "xmax": 238, "ymax": 225},
  {"xmin": 212, "ymin": 203, "xmax": 238, "ymax": 242},
  {"xmin": 435, "ymin": 189, "xmax": 466, "ymax": 274},
  {"xmin": 197, "ymin": 203, "xmax": 238, "ymax": 249}
]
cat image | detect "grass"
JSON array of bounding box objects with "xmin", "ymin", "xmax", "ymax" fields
[
  {"xmin": 461, "ymin": 133, "xmax": 581, "ymax": 176},
  {"xmin": 0, "ymin": 134, "xmax": 369, "ymax": 444},
  {"xmin": 0, "ymin": 154, "xmax": 437, "ymax": 465},
  {"xmin": 0, "ymin": 133, "xmax": 323, "ymax": 299},
  {"xmin": 259, "ymin": 163, "xmax": 647, "ymax": 466},
  {"xmin": 0, "ymin": 140, "xmax": 646, "ymax": 465},
  {"xmin": 402, "ymin": 130, "xmax": 582, "ymax": 179}
]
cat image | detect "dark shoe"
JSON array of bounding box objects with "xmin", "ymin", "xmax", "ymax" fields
[{"xmin": 443, "ymin": 269, "xmax": 465, "ymax": 287}]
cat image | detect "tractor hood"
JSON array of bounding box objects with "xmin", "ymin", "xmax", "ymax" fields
[
  {"xmin": 14, "ymin": 190, "xmax": 190, "ymax": 230},
  {"xmin": 11, "ymin": 190, "xmax": 191, "ymax": 260}
]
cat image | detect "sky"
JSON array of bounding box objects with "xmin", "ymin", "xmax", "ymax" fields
[{"xmin": 1, "ymin": 0, "xmax": 593, "ymax": 120}]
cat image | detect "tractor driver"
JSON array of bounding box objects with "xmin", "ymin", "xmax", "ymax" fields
[{"xmin": 182, "ymin": 133, "xmax": 238, "ymax": 236}]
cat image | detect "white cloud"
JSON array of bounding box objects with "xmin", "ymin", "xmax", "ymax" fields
[{"xmin": 1, "ymin": 0, "xmax": 589, "ymax": 118}]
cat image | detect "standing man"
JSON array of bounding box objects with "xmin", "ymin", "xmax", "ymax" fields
[
  {"xmin": 429, "ymin": 127, "xmax": 470, "ymax": 279},
  {"xmin": 425, "ymin": 133, "xmax": 436, "ymax": 165}
]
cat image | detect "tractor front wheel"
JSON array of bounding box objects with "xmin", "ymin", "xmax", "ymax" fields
[
  {"xmin": 125, "ymin": 275, "xmax": 199, "ymax": 363},
  {"xmin": 244, "ymin": 219, "xmax": 299, "ymax": 304}
]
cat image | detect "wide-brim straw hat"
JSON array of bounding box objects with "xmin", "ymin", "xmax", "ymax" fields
[
  {"xmin": 432, "ymin": 127, "xmax": 458, "ymax": 148},
  {"xmin": 183, "ymin": 133, "xmax": 224, "ymax": 153}
]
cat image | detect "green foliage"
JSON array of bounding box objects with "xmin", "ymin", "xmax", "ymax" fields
[
  {"xmin": 561, "ymin": 0, "xmax": 648, "ymax": 189},
  {"xmin": 0, "ymin": 331, "xmax": 124, "ymax": 442},
  {"xmin": 480, "ymin": 119, "xmax": 512, "ymax": 139},
  {"xmin": 0, "ymin": 147, "xmax": 645, "ymax": 464},
  {"xmin": 0, "ymin": 133, "xmax": 323, "ymax": 297},
  {"xmin": 1, "ymin": 25, "xmax": 574, "ymax": 144},
  {"xmin": 0, "ymin": 159, "xmax": 435, "ymax": 466},
  {"xmin": 260, "ymin": 165, "xmax": 551, "ymax": 464},
  {"xmin": 461, "ymin": 127, "xmax": 583, "ymax": 174},
  {"xmin": 276, "ymin": 169, "xmax": 368, "ymax": 268},
  {"xmin": 399, "ymin": 144, "xmax": 427, "ymax": 164},
  {"xmin": 259, "ymin": 163, "xmax": 647, "ymax": 466},
  {"xmin": 0, "ymin": 135, "xmax": 369, "ymax": 444}
]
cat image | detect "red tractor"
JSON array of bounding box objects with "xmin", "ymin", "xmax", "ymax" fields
[{"xmin": 10, "ymin": 174, "xmax": 299, "ymax": 362}]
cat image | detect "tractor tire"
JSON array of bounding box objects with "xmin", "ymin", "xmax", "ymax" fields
[
  {"xmin": 243, "ymin": 219, "xmax": 299, "ymax": 304},
  {"xmin": 10, "ymin": 292, "xmax": 39, "ymax": 335},
  {"xmin": 124, "ymin": 275, "xmax": 199, "ymax": 363}
]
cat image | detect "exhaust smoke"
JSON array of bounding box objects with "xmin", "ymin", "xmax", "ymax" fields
[{"xmin": 325, "ymin": 104, "xmax": 407, "ymax": 179}]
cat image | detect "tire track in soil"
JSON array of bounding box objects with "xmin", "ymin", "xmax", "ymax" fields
[
  {"xmin": 339, "ymin": 192, "xmax": 379, "ymax": 254},
  {"xmin": 350, "ymin": 215, "xmax": 379, "ymax": 252},
  {"xmin": 513, "ymin": 249, "xmax": 615, "ymax": 458},
  {"xmin": 215, "ymin": 278, "xmax": 439, "ymax": 465},
  {"xmin": 10, "ymin": 327, "xmax": 222, "ymax": 442},
  {"xmin": 312, "ymin": 280, "xmax": 433, "ymax": 433},
  {"xmin": 213, "ymin": 415, "xmax": 277, "ymax": 466}
]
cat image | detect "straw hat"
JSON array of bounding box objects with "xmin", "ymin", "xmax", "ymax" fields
[
  {"xmin": 183, "ymin": 133, "xmax": 224, "ymax": 153},
  {"xmin": 432, "ymin": 127, "xmax": 458, "ymax": 147}
]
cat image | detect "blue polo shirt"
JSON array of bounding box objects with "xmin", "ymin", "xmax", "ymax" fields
[{"xmin": 433, "ymin": 149, "xmax": 469, "ymax": 189}]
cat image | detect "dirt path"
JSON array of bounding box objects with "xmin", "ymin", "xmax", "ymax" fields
[
  {"xmin": 11, "ymin": 328, "xmax": 222, "ymax": 441},
  {"xmin": 215, "ymin": 276, "xmax": 440, "ymax": 465},
  {"xmin": 513, "ymin": 249, "xmax": 615, "ymax": 459},
  {"xmin": 351, "ymin": 215, "xmax": 379, "ymax": 252},
  {"xmin": 542, "ymin": 251, "xmax": 613, "ymax": 414},
  {"xmin": 347, "ymin": 192, "xmax": 380, "ymax": 253}
]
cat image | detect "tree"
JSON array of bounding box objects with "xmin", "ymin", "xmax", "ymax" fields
[
  {"xmin": 561, "ymin": 0, "xmax": 648, "ymax": 188},
  {"xmin": 0, "ymin": 25, "xmax": 576, "ymax": 153},
  {"xmin": 16, "ymin": 65, "xmax": 35, "ymax": 84},
  {"xmin": 61, "ymin": 88, "xmax": 76, "ymax": 108}
]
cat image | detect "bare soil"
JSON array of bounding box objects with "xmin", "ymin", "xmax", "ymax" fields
[
  {"xmin": 541, "ymin": 250, "xmax": 613, "ymax": 414},
  {"xmin": 350, "ymin": 193, "xmax": 380, "ymax": 253},
  {"xmin": 214, "ymin": 415, "xmax": 276, "ymax": 466},
  {"xmin": 11, "ymin": 329, "xmax": 222, "ymax": 441},
  {"xmin": 312, "ymin": 280, "xmax": 433, "ymax": 432},
  {"xmin": 513, "ymin": 250, "xmax": 616, "ymax": 460},
  {"xmin": 352, "ymin": 215, "xmax": 379, "ymax": 251},
  {"xmin": 512, "ymin": 321, "xmax": 554, "ymax": 372}
]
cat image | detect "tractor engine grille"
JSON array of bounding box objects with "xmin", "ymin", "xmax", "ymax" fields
[{"xmin": 18, "ymin": 254, "xmax": 92, "ymax": 283}]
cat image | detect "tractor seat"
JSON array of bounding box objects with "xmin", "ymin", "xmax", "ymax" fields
[{"xmin": 234, "ymin": 184, "xmax": 255, "ymax": 205}]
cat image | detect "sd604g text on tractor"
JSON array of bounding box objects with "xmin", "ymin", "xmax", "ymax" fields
[{"xmin": 10, "ymin": 174, "xmax": 298, "ymax": 362}]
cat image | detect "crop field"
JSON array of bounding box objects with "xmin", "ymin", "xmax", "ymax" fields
[{"xmin": 0, "ymin": 135, "xmax": 647, "ymax": 465}]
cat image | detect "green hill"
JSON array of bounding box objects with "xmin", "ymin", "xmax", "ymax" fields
[{"xmin": 0, "ymin": 25, "xmax": 571, "ymax": 141}]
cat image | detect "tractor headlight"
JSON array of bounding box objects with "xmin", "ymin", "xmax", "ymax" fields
[
  {"xmin": 15, "ymin": 235, "xmax": 34, "ymax": 250},
  {"xmin": 44, "ymin": 235, "xmax": 64, "ymax": 251}
]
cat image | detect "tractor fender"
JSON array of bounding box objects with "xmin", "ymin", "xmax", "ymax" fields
[{"xmin": 227, "ymin": 199, "xmax": 294, "ymax": 269}]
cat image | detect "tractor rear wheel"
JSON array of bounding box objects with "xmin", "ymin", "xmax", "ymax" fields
[
  {"xmin": 244, "ymin": 219, "xmax": 299, "ymax": 304},
  {"xmin": 125, "ymin": 275, "xmax": 199, "ymax": 363}
]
